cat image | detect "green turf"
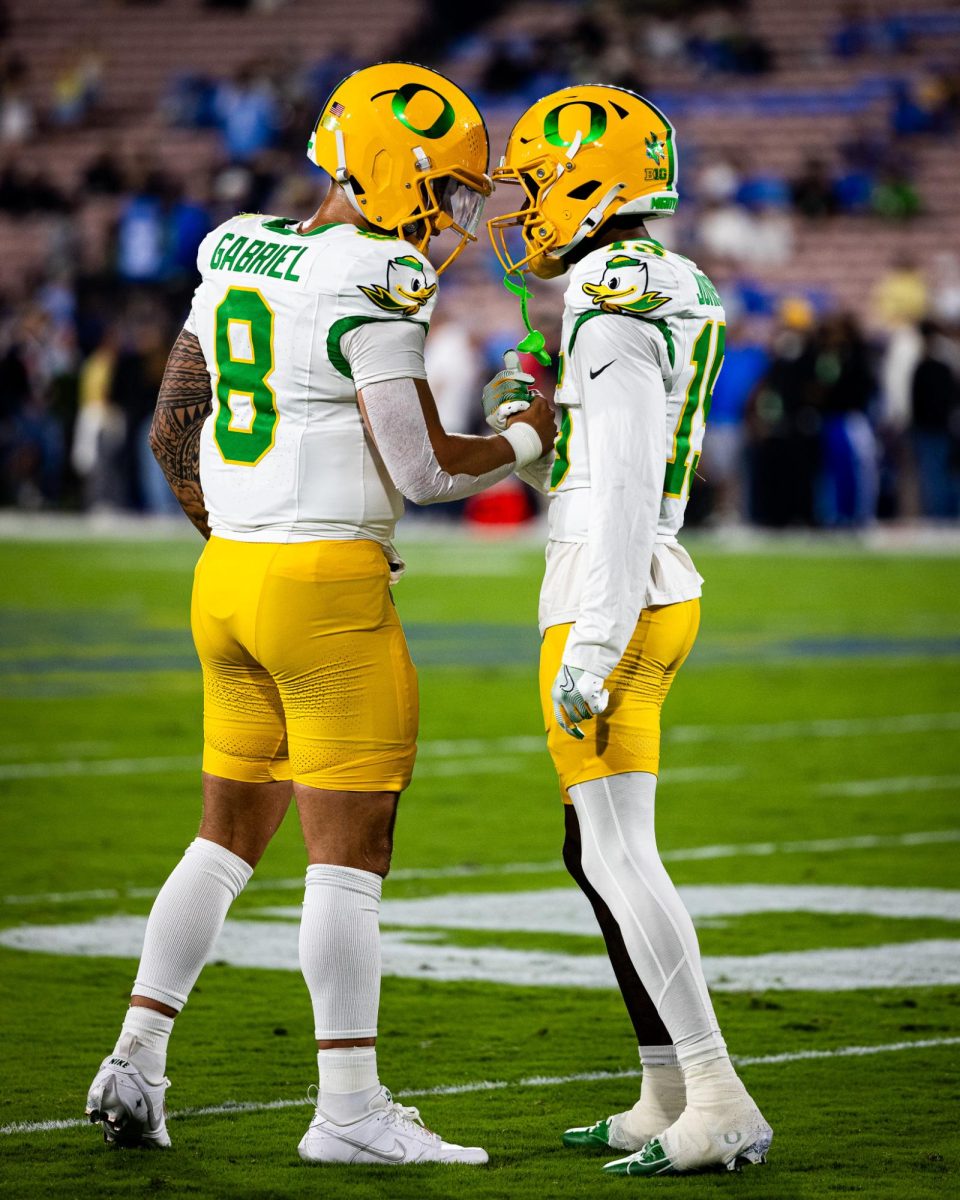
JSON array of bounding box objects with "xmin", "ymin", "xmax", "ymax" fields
[{"xmin": 1, "ymin": 533, "xmax": 959, "ymax": 1199}]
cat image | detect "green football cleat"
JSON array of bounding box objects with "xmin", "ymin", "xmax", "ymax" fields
[
  {"xmin": 602, "ymin": 1109, "xmax": 772, "ymax": 1178},
  {"xmin": 604, "ymin": 1134, "xmax": 770, "ymax": 1176},
  {"xmin": 562, "ymin": 1117, "xmax": 615, "ymax": 1150}
]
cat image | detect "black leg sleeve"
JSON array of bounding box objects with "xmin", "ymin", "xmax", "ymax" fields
[{"xmin": 563, "ymin": 802, "xmax": 672, "ymax": 1047}]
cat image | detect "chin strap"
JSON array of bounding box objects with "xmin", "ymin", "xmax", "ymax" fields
[
  {"xmin": 557, "ymin": 181, "xmax": 626, "ymax": 258},
  {"xmin": 334, "ymin": 128, "xmax": 367, "ymax": 221},
  {"xmin": 502, "ymin": 273, "xmax": 552, "ymax": 366}
]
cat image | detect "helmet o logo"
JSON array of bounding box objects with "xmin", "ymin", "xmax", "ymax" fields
[
  {"xmin": 375, "ymin": 83, "xmax": 456, "ymax": 140},
  {"xmin": 543, "ymin": 101, "xmax": 607, "ymax": 148}
]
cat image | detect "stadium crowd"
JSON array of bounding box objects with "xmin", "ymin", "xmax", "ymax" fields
[{"xmin": 1, "ymin": 0, "xmax": 959, "ymax": 525}]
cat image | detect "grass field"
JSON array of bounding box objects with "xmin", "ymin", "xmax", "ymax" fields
[{"xmin": 1, "ymin": 528, "xmax": 959, "ymax": 1200}]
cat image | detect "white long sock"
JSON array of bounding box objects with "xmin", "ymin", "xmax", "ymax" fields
[
  {"xmin": 132, "ymin": 837, "xmax": 252, "ymax": 1011},
  {"xmin": 114, "ymin": 1007, "xmax": 174, "ymax": 1084},
  {"xmin": 299, "ymin": 864, "xmax": 382, "ymax": 1041},
  {"xmin": 571, "ymin": 772, "xmax": 727, "ymax": 1072},
  {"xmin": 317, "ymin": 1047, "xmax": 380, "ymax": 1124}
]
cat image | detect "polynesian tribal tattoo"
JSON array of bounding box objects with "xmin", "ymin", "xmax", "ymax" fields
[{"xmin": 149, "ymin": 330, "xmax": 212, "ymax": 538}]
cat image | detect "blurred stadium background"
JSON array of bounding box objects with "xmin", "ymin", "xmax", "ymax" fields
[{"xmin": 1, "ymin": 0, "xmax": 959, "ymax": 530}]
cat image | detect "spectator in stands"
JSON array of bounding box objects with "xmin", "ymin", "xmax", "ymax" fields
[
  {"xmin": 891, "ymin": 74, "xmax": 952, "ymax": 138},
  {"xmin": 744, "ymin": 298, "xmax": 821, "ymax": 527},
  {"xmin": 0, "ymin": 160, "xmax": 71, "ymax": 217},
  {"xmin": 84, "ymin": 147, "xmax": 127, "ymax": 197},
  {"xmin": 930, "ymin": 253, "xmax": 960, "ymax": 327},
  {"xmin": 51, "ymin": 48, "xmax": 104, "ymax": 128},
  {"xmin": 910, "ymin": 320, "xmax": 960, "ymax": 518},
  {"xmin": 72, "ymin": 328, "xmax": 126, "ymax": 511},
  {"xmin": 0, "ymin": 303, "xmax": 68, "ymax": 508},
  {"xmin": 832, "ymin": 3, "xmax": 910, "ymax": 59},
  {"xmin": 871, "ymin": 165, "xmax": 921, "ymax": 222},
  {"xmin": 112, "ymin": 308, "xmax": 178, "ymax": 513},
  {"xmin": 213, "ymin": 63, "xmax": 281, "ymax": 162},
  {"xmin": 0, "ymin": 54, "xmax": 34, "ymax": 144},
  {"xmin": 791, "ymin": 157, "xmax": 839, "ymax": 219},
  {"xmin": 813, "ymin": 314, "xmax": 879, "ymax": 527},
  {"xmin": 687, "ymin": 5, "xmax": 773, "ymax": 76},
  {"xmin": 702, "ymin": 321, "xmax": 770, "ymax": 523},
  {"xmin": 870, "ymin": 253, "xmax": 928, "ymax": 332}
]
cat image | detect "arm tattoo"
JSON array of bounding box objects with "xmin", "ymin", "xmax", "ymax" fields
[{"xmin": 150, "ymin": 330, "xmax": 213, "ymax": 539}]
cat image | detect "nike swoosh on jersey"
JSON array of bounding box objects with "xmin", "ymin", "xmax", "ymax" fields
[{"xmin": 589, "ymin": 360, "xmax": 616, "ymax": 379}]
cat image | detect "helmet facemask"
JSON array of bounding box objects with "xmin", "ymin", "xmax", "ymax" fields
[{"xmin": 406, "ymin": 165, "xmax": 492, "ymax": 274}]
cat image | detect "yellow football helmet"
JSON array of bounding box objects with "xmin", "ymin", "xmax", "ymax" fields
[
  {"xmin": 308, "ymin": 62, "xmax": 492, "ymax": 273},
  {"xmin": 488, "ymin": 85, "xmax": 678, "ymax": 277}
]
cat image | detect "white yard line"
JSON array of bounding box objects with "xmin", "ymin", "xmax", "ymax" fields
[
  {"xmin": 2, "ymin": 711, "xmax": 957, "ymax": 783},
  {"xmin": 0, "ymin": 707, "xmax": 955, "ymax": 778},
  {"xmin": 3, "ymin": 1035, "xmax": 958, "ymax": 1138},
  {"xmin": 3, "ymin": 829, "xmax": 959, "ymax": 907},
  {"xmin": 667, "ymin": 711, "xmax": 960, "ymax": 743},
  {"xmin": 821, "ymin": 775, "xmax": 960, "ymax": 797}
]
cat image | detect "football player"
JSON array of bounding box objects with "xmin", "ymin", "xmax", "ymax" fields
[
  {"xmin": 84, "ymin": 62, "xmax": 554, "ymax": 1165},
  {"xmin": 485, "ymin": 86, "xmax": 773, "ymax": 1177}
]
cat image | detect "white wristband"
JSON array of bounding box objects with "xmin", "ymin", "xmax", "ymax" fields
[{"xmin": 502, "ymin": 420, "xmax": 544, "ymax": 468}]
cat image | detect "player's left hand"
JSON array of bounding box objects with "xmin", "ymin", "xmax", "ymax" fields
[
  {"xmin": 551, "ymin": 664, "xmax": 609, "ymax": 740},
  {"xmin": 482, "ymin": 349, "xmax": 536, "ymax": 433}
]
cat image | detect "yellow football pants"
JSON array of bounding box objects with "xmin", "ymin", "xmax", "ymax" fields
[
  {"xmin": 539, "ymin": 599, "xmax": 700, "ymax": 802},
  {"xmin": 191, "ymin": 537, "xmax": 418, "ymax": 792}
]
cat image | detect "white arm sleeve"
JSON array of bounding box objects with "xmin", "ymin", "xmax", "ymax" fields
[
  {"xmin": 562, "ymin": 318, "xmax": 668, "ymax": 680},
  {"xmin": 361, "ymin": 377, "xmax": 514, "ymax": 505},
  {"xmin": 341, "ymin": 320, "xmax": 429, "ymax": 389}
]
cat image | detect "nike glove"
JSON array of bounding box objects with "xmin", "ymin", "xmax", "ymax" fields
[
  {"xmin": 481, "ymin": 349, "xmax": 536, "ymax": 433},
  {"xmin": 551, "ymin": 664, "xmax": 610, "ymax": 740}
]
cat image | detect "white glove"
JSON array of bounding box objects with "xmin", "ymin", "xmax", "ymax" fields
[
  {"xmin": 551, "ymin": 664, "xmax": 610, "ymax": 740},
  {"xmin": 481, "ymin": 349, "xmax": 535, "ymax": 433}
]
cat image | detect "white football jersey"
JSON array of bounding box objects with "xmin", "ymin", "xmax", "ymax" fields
[
  {"xmin": 184, "ymin": 214, "xmax": 439, "ymax": 545},
  {"xmin": 540, "ymin": 237, "xmax": 726, "ymax": 676}
]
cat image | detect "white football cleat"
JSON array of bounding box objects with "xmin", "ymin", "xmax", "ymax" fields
[
  {"xmin": 603, "ymin": 1096, "xmax": 772, "ymax": 1176},
  {"xmin": 298, "ymin": 1086, "xmax": 488, "ymax": 1166},
  {"xmin": 85, "ymin": 1055, "xmax": 171, "ymax": 1149}
]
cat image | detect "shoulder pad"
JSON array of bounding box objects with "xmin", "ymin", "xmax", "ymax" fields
[
  {"xmin": 341, "ymin": 233, "xmax": 438, "ymax": 321},
  {"xmin": 565, "ymin": 240, "xmax": 682, "ymax": 319}
]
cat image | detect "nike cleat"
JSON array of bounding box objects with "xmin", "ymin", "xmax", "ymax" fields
[
  {"xmin": 563, "ymin": 1081, "xmax": 686, "ymax": 1153},
  {"xmin": 85, "ymin": 1055, "xmax": 171, "ymax": 1149},
  {"xmin": 563, "ymin": 1110, "xmax": 656, "ymax": 1154},
  {"xmin": 298, "ymin": 1086, "xmax": 487, "ymax": 1165},
  {"xmin": 602, "ymin": 1101, "xmax": 772, "ymax": 1177}
]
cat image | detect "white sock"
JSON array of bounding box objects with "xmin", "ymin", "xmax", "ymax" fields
[
  {"xmin": 628, "ymin": 1045, "xmax": 685, "ymax": 1132},
  {"xmin": 317, "ymin": 1047, "xmax": 380, "ymax": 1124},
  {"xmin": 681, "ymin": 1055, "xmax": 751, "ymax": 1111},
  {"xmin": 114, "ymin": 1007, "xmax": 174, "ymax": 1084},
  {"xmin": 299, "ymin": 864, "xmax": 382, "ymax": 1041},
  {"xmin": 133, "ymin": 837, "xmax": 252, "ymax": 1011},
  {"xmin": 571, "ymin": 773, "xmax": 727, "ymax": 1072}
]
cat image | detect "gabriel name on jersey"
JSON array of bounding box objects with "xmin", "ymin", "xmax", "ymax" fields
[
  {"xmin": 184, "ymin": 213, "xmax": 439, "ymax": 547},
  {"xmin": 539, "ymin": 237, "xmax": 726, "ymax": 649}
]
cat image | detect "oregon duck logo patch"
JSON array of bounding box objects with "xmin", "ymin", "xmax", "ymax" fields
[
  {"xmin": 358, "ymin": 255, "xmax": 437, "ymax": 316},
  {"xmin": 581, "ymin": 255, "xmax": 668, "ymax": 315}
]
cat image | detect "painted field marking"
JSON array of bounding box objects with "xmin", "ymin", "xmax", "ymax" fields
[
  {"xmin": 3, "ymin": 1036, "xmax": 958, "ymax": 1139},
  {"xmin": 1, "ymin": 711, "xmax": 956, "ymax": 782},
  {"xmin": 821, "ymin": 775, "xmax": 960, "ymax": 797},
  {"xmin": 3, "ymin": 829, "xmax": 959, "ymax": 907}
]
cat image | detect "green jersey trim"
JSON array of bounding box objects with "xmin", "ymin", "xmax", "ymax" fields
[
  {"xmin": 261, "ymin": 218, "xmax": 343, "ymax": 237},
  {"xmin": 641, "ymin": 317, "xmax": 676, "ymax": 368},
  {"xmin": 567, "ymin": 309, "xmax": 675, "ymax": 369},
  {"xmin": 327, "ymin": 315, "xmax": 430, "ymax": 380},
  {"xmin": 567, "ymin": 310, "xmax": 604, "ymax": 355}
]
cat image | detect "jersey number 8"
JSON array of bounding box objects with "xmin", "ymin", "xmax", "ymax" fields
[{"xmin": 213, "ymin": 287, "xmax": 279, "ymax": 465}]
